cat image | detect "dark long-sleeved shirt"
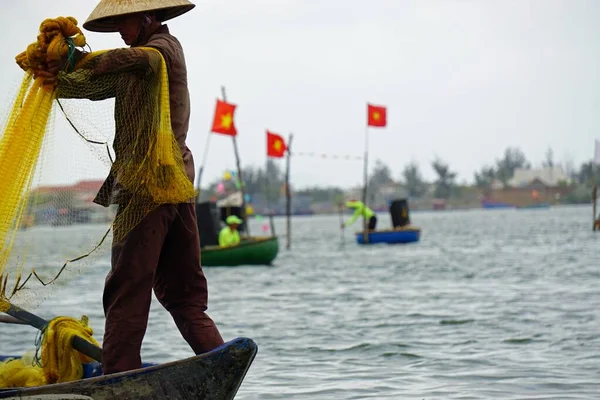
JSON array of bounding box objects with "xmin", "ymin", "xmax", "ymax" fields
[{"xmin": 57, "ymin": 25, "xmax": 194, "ymax": 206}]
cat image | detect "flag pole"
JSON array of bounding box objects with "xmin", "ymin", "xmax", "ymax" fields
[
  {"xmin": 594, "ymin": 140, "xmax": 600, "ymax": 232},
  {"xmin": 195, "ymin": 132, "xmax": 213, "ymax": 193},
  {"xmin": 338, "ymin": 195, "xmax": 345, "ymax": 248},
  {"xmin": 265, "ymin": 143, "xmax": 270, "ymax": 218},
  {"xmin": 221, "ymin": 86, "xmax": 250, "ymax": 236},
  {"xmin": 361, "ymin": 121, "xmax": 370, "ymax": 244},
  {"xmin": 593, "ymin": 184, "xmax": 597, "ymax": 232},
  {"xmin": 285, "ymin": 133, "xmax": 294, "ymax": 250}
]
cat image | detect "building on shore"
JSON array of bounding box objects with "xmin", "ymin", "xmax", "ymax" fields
[
  {"xmin": 482, "ymin": 167, "xmax": 572, "ymax": 208},
  {"xmin": 27, "ymin": 180, "xmax": 116, "ymax": 226}
]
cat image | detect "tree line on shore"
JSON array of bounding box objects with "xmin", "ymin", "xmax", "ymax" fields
[{"xmin": 203, "ymin": 147, "xmax": 599, "ymax": 205}]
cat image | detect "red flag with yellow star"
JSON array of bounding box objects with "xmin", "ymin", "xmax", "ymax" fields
[
  {"xmin": 367, "ymin": 103, "xmax": 387, "ymax": 127},
  {"xmin": 211, "ymin": 99, "xmax": 237, "ymax": 136},
  {"xmin": 267, "ymin": 131, "xmax": 287, "ymax": 158}
]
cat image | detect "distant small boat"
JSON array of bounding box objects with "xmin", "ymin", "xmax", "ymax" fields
[
  {"xmin": 201, "ymin": 236, "xmax": 279, "ymax": 267},
  {"xmin": 353, "ymin": 199, "xmax": 421, "ymax": 245},
  {"xmin": 355, "ymin": 226, "xmax": 420, "ymax": 245},
  {"xmin": 0, "ymin": 337, "xmax": 257, "ymax": 400},
  {"xmin": 481, "ymin": 199, "xmax": 515, "ymax": 209},
  {"xmin": 196, "ymin": 201, "xmax": 279, "ymax": 267}
]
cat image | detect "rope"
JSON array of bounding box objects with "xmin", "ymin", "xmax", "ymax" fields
[
  {"xmin": 15, "ymin": 16, "xmax": 86, "ymax": 91},
  {"xmin": 292, "ymin": 151, "xmax": 363, "ymax": 161},
  {"xmin": 11, "ymin": 226, "xmax": 112, "ymax": 298},
  {"xmin": 56, "ymin": 99, "xmax": 114, "ymax": 164},
  {"xmin": 0, "ymin": 316, "xmax": 99, "ymax": 387}
]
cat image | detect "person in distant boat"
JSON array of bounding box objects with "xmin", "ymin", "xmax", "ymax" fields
[
  {"xmin": 341, "ymin": 200, "xmax": 377, "ymax": 230},
  {"xmin": 219, "ymin": 215, "xmax": 243, "ymax": 247},
  {"xmin": 42, "ymin": 0, "xmax": 225, "ymax": 375}
]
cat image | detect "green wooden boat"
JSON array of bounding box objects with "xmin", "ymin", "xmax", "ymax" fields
[{"xmin": 201, "ymin": 236, "xmax": 279, "ymax": 267}]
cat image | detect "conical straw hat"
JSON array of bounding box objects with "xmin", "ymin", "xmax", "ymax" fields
[{"xmin": 83, "ymin": 0, "xmax": 195, "ymax": 33}]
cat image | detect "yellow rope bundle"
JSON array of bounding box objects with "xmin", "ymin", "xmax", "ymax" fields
[
  {"xmin": 0, "ymin": 316, "xmax": 99, "ymax": 388},
  {"xmin": 15, "ymin": 16, "xmax": 86, "ymax": 91}
]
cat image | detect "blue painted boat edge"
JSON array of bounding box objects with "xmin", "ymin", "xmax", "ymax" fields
[{"xmin": 355, "ymin": 229, "xmax": 421, "ymax": 245}]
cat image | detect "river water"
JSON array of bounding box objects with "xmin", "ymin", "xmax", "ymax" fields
[{"xmin": 1, "ymin": 205, "xmax": 598, "ymax": 399}]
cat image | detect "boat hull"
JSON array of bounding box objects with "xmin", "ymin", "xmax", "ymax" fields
[
  {"xmin": 201, "ymin": 236, "xmax": 279, "ymax": 267},
  {"xmin": 355, "ymin": 228, "xmax": 421, "ymax": 245},
  {"xmin": 481, "ymin": 199, "xmax": 514, "ymax": 209},
  {"xmin": 517, "ymin": 203, "xmax": 550, "ymax": 209},
  {"xmin": 0, "ymin": 337, "xmax": 257, "ymax": 400}
]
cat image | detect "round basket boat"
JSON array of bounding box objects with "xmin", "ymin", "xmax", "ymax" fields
[
  {"xmin": 355, "ymin": 226, "xmax": 420, "ymax": 245},
  {"xmin": 201, "ymin": 236, "xmax": 279, "ymax": 267}
]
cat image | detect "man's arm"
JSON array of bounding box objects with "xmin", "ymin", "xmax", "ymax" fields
[
  {"xmin": 55, "ymin": 48, "xmax": 154, "ymax": 101},
  {"xmin": 56, "ymin": 68, "xmax": 116, "ymax": 101},
  {"xmin": 344, "ymin": 208, "xmax": 361, "ymax": 227}
]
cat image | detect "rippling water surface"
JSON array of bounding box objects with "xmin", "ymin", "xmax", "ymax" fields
[{"xmin": 2, "ymin": 205, "xmax": 599, "ymax": 399}]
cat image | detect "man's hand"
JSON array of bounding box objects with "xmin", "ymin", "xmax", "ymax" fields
[
  {"xmin": 34, "ymin": 50, "xmax": 86, "ymax": 87},
  {"xmin": 33, "ymin": 60, "xmax": 61, "ymax": 87}
]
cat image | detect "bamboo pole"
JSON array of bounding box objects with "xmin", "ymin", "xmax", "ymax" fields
[
  {"xmin": 0, "ymin": 300, "xmax": 102, "ymax": 362},
  {"xmin": 593, "ymin": 184, "xmax": 597, "ymax": 231},
  {"xmin": 338, "ymin": 200, "xmax": 345, "ymax": 247},
  {"xmin": 220, "ymin": 86, "xmax": 250, "ymax": 236},
  {"xmin": 361, "ymin": 124, "xmax": 370, "ymax": 244},
  {"xmin": 285, "ymin": 134, "xmax": 293, "ymax": 250},
  {"xmin": 269, "ymin": 214, "xmax": 276, "ymax": 236}
]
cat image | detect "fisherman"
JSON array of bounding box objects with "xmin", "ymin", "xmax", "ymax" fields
[
  {"xmin": 42, "ymin": 0, "xmax": 225, "ymax": 374},
  {"xmin": 219, "ymin": 215, "xmax": 243, "ymax": 247},
  {"xmin": 341, "ymin": 200, "xmax": 377, "ymax": 231}
]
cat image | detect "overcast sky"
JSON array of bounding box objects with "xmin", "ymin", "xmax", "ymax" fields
[{"xmin": 1, "ymin": 0, "xmax": 598, "ymax": 189}]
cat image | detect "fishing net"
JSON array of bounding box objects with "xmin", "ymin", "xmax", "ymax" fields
[
  {"xmin": 0, "ymin": 316, "xmax": 99, "ymax": 387},
  {"xmin": 0, "ymin": 15, "xmax": 197, "ymax": 384}
]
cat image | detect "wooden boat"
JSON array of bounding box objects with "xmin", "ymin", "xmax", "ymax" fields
[
  {"xmin": 201, "ymin": 236, "xmax": 278, "ymax": 267},
  {"xmin": 355, "ymin": 226, "xmax": 420, "ymax": 245},
  {"xmin": 0, "ymin": 337, "xmax": 257, "ymax": 400}
]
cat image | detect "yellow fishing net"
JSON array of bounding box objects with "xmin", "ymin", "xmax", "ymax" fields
[
  {"xmin": 0, "ymin": 16, "xmax": 197, "ymax": 386},
  {"xmin": 0, "ymin": 316, "xmax": 99, "ymax": 387}
]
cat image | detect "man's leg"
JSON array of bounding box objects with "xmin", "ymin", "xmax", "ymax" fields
[
  {"xmin": 369, "ymin": 215, "xmax": 377, "ymax": 230},
  {"xmin": 154, "ymin": 203, "xmax": 224, "ymax": 354},
  {"xmin": 102, "ymin": 204, "xmax": 175, "ymax": 374}
]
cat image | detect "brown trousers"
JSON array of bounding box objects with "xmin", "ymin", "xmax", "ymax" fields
[{"xmin": 102, "ymin": 203, "xmax": 224, "ymax": 374}]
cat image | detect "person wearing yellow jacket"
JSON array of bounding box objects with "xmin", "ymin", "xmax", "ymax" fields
[
  {"xmin": 341, "ymin": 200, "xmax": 377, "ymax": 231},
  {"xmin": 219, "ymin": 215, "xmax": 242, "ymax": 247}
]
